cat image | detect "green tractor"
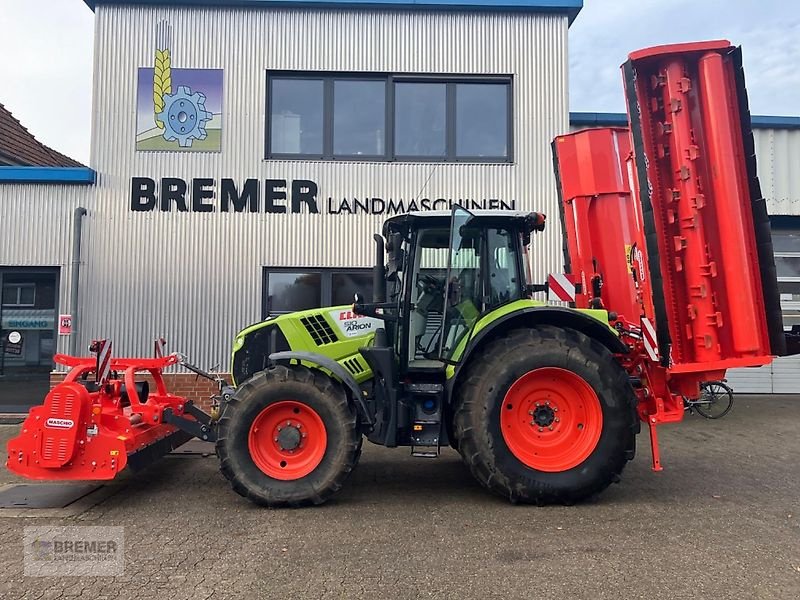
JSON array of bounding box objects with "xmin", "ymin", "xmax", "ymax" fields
[{"xmin": 217, "ymin": 206, "xmax": 639, "ymax": 506}]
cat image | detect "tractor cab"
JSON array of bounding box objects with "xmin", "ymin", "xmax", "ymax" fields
[
  {"xmin": 355, "ymin": 206, "xmax": 546, "ymax": 453},
  {"xmin": 377, "ymin": 207, "xmax": 545, "ymax": 371}
]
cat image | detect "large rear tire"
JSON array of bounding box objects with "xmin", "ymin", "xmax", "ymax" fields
[
  {"xmin": 454, "ymin": 326, "xmax": 638, "ymax": 505},
  {"xmin": 216, "ymin": 365, "xmax": 360, "ymax": 507}
]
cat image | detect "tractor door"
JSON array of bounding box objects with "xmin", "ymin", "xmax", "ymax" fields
[{"xmin": 439, "ymin": 206, "xmax": 483, "ymax": 360}]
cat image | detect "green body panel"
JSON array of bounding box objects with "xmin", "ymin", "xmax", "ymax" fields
[
  {"xmin": 231, "ymin": 301, "xmax": 614, "ymax": 385},
  {"xmin": 444, "ymin": 299, "xmax": 614, "ymax": 378},
  {"xmin": 231, "ymin": 306, "xmax": 377, "ymax": 384}
]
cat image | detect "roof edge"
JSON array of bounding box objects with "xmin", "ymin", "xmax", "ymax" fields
[
  {"xmin": 82, "ymin": 0, "xmax": 583, "ymax": 23},
  {"xmin": 0, "ymin": 167, "xmax": 97, "ymax": 185},
  {"xmin": 569, "ymin": 111, "xmax": 800, "ymax": 130}
]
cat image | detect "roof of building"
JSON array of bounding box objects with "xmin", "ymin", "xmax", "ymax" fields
[
  {"xmin": 0, "ymin": 103, "xmax": 84, "ymax": 167},
  {"xmin": 82, "ymin": 0, "xmax": 583, "ymax": 22},
  {"xmin": 569, "ymin": 111, "xmax": 800, "ymax": 130}
]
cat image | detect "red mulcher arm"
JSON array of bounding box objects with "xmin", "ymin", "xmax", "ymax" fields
[
  {"xmin": 6, "ymin": 346, "xmax": 199, "ymax": 481},
  {"xmin": 553, "ymin": 40, "xmax": 787, "ymax": 471}
]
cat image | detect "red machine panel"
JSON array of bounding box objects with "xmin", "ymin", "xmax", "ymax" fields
[
  {"xmin": 553, "ymin": 127, "xmax": 653, "ymax": 327},
  {"xmin": 622, "ymin": 40, "xmax": 784, "ymax": 373}
]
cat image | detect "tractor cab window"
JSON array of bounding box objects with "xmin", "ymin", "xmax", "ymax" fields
[
  {"xmin": 408, "ymin": 229, "xmax": 450, "ymax": 367},
  {"xmin": 486, "ymin": 227, "xmax": 522, "ymax": 306}
]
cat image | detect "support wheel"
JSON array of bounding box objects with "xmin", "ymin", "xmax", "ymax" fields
[
  {"xmin": 216, "ymin": 365, "xmax": 360, "ymax": 507},
  {"xmin": 454, "ymin": 326, "xmax": 638, "ymax": 505}
]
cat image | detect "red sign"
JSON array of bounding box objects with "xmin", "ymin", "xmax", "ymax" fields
[{"xmin": 59, "ymin": 314, "xmax": 73, "ymax": 336}]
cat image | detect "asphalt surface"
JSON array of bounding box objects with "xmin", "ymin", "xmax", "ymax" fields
[{"xmin": 0, "ymin": 395, "xmax": 798, "ymax": 599}]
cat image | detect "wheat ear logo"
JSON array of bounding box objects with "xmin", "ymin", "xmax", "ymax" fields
[
  {"xmin": 135, "ymin": 22, "xmax": 223, "ymax": 152},
  {"xmin": 153, "ymin": 22, "xmax": 172, "ymax": 130}
]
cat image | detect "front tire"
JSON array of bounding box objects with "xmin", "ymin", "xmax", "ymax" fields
[
  {"xmin": 216, "ymin": 365, "xmax": 360, "ymax": 507},
  {"xmin": 454, "ymin": 326, "xmax": 638, "ymax": 505}
]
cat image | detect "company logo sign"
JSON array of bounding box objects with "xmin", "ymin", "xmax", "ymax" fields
[
  {"xmin": 130, "ymin": 176, "xmax": 517, "ymax": 216},
  {"xmin": 45, "ymin": 418, "xmax": 75, "ymax": 430},
  {"xmin": 330, "ymin": 309, "xmax": 383, "ymax": 338}
]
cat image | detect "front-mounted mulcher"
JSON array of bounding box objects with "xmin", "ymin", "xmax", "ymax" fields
[{"xmin": 7, "ymin": 40, "xmax": 795, "ymax": 506}]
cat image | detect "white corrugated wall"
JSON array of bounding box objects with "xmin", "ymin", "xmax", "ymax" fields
[
  {"xmin": 726, "ymin": 126, "xmax": 800, "ymax": 393},
  {"xmin": 0, "ymin": 184, "xmax": 93, "ymax": 356},
  {"xmin": 40, "ymin": 5, "xmax": 567, "ymax": 367}
]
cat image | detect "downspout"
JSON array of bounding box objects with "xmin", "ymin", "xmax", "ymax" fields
[{"xmin": 69, "ymin": 207, "xmax": 88, "ymax": 357}]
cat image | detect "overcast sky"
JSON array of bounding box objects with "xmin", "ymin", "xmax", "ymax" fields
[{"xmin": 0, "ymin": 0, "xmax": 797, "ymax": 165}]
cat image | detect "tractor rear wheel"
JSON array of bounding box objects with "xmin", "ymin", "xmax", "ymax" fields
[
  {"xmin": 454, "ymin": 326, "xmax": 637, "ymax": 505},
  {"xmin": 216, "ymin": 364, "xmax": 360, "ymax": 507}
]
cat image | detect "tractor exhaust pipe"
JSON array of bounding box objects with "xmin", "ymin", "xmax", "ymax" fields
[{"xmin": 373, "ymin": 233, "xmax": 386, "ymax": 303}]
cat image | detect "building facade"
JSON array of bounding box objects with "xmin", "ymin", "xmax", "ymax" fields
[
  {"xmin": 0, "ymin": 0, "xmax": 577, "ymax": 409},
  {"xmin": 0, "ymin": 0, "xmax": 797, "ymax": 410}
]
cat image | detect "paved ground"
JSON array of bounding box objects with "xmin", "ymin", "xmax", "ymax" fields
[{"xmin": 0, "ymin": 395, "xmax": 798, "ymax": 599}]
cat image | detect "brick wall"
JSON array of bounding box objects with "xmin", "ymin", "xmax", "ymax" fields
[{"xmin": 49, "ymin": 372, "xmax": 230, "ymax": 412}]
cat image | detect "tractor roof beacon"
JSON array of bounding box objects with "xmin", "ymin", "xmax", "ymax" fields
[{"xmin": 7, "ymin": 41, "xmax": 793, "ymax": 507}]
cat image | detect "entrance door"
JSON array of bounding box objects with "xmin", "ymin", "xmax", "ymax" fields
[{"xmin": 0, "ymin": 268, "xmax": 59, "ymax": 412}]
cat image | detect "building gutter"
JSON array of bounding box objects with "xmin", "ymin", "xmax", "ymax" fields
[{"xmin": 69, "ymin": 207, "xmax": 88, "ymax": 357}]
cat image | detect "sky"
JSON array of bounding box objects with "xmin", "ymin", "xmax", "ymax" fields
[{"xmin": 0, "ymin": 0, "xmax": 797, "ymax": 165}]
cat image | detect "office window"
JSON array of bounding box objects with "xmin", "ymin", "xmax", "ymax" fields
[
  {"xmin": 333, "ymin": 80, "xmax": 386, "ymax": 157},
  {"xmin": 266, "ymin": 73, "xmax": 512, "ymax": 162},
  {"xmin": 394, "ymin": 82, "xmax": 446, "ymax": 158},
  {"xmin": 456, "ymin": 83, "xmax": 509, "ymax": 158},
  {"xmin": 2, "ymin": 283, "xmax": 35, "ymax": 307},
  {"xmin": 263, "ymin": 269, "xmax": 373, "ymax": 317},
  {"xmin": 269, "ymin": 78, "xmax": 324, "ymax": 156}
]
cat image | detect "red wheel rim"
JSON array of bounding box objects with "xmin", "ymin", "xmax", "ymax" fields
[
  {"xmin": 248, "ymin": 400, "xmax": 327, "ymax": 480},
  {"xmin": 500, "ymin": 367, "xmax": 603, "ymax": 472}
]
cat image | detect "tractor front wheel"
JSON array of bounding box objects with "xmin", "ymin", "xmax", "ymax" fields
[
  {"xmin": 216, "ymin": 365, "xmax": 360, "ymax": 507},
  {"xmin": 454, "ymin": 326, "xmax": 638, "ymax": 505}
]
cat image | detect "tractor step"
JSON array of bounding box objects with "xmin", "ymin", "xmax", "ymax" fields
[{"xmin": 410, "ymin": 420, "xmax": 440, "ymax": 458}]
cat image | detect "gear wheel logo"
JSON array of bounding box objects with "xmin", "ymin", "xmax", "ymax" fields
[{"xmin": 157, "ymin": 86, "xmax": 213, "ymax": 148}]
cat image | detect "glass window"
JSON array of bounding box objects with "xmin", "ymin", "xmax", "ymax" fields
[
  {"xmin": 333, "ymin": 80, "xmax": 385, "ymax": 157},
  {"xmin": 486, "ymin": 228, "xmax": 520, "ymax": 306},
  {"xmin": 332, "ymin": 272, "xmax": 374, "ymax": 305},
  {"xmin": 1, "ymin": 286, "xmax": 16, "ymax": 306},
  {"xmin": 456, "ymin": 83, "xmax": 508, "ymax": 158},
  {"xmin": 19, "ymin": 285, "xmax": 35, "ymax": 306},
  {"xmin": 2, "ymin": 284, "xmax": 35, "ymax": 307},
  {"xmin": 394, "ymin": 82, "xmax": 446, "ymax": 157},
  {"xmin": 267, "ymin": 272, "xmax": 322, "ymax": 313},
  {"xmin": 270, "ymin": 79, "xmax": 324, "ymax": 155},
  {"xmin": 776, "ymin": 255, "xmax": 800, "ymax": 278}
]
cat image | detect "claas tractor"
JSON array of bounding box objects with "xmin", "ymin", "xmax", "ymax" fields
[{"xmin": 7, "ymin": 40, "xmax": 795, "ymax": 506}]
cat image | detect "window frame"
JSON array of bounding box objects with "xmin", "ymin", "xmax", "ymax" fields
[
  {"xmin": 262, "ymin": 267, "xmax": 374, "ymax": 318},
  {"xmin": 265, "ymin": 71, "xmax": 513, "ymax": 163},
  {"xmin": 1, "ymin": 283, "xmax": 36, "ymax": 307},
  {"xmin": 770, "ymin": 222, "xmax": 800, "ymax": 330}
]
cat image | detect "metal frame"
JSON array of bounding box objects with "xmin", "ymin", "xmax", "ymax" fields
[
  {"xmin": 265, "ymin": 71, "xmax": 513, "ymax": 163},
  {"xmin": 0, "ymin": 266, "xmax": 61, "ymax": 380}
]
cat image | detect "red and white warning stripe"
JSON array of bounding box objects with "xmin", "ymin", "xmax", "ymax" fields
[
  {"xmin": 547, "ymin": 273, "xmax": 576, "ymax": 303},
  {"xmin": 641, "ymin": 317, "xmax": 658, "ymax": 362},
  {"xmin": 93, "ymin": 339, "xmax": 113, "ymax": 384}
]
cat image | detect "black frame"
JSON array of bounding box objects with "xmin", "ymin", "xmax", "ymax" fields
[
  {"xmin": 266, "ymin": 71, "xmax": 514, "ymax": 163},
  {"xmin": 0, "ymin": 266, "xmax": 61, "ymax": 380},
  {"xmin": 261, "ymin": 267, "xmax": 373, "ymax": 318}
]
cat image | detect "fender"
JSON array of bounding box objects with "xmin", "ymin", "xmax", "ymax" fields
[
  {"xmin": 451, "ymin": 306, "xmax": 628, "ymax": 385},
  {"xmin": 269, "ymin": 351, "xmax": 374, "ymax": 428}
]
